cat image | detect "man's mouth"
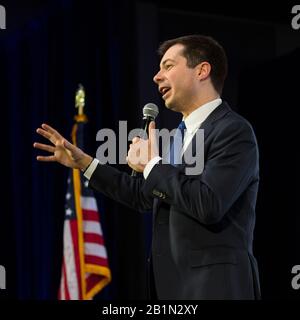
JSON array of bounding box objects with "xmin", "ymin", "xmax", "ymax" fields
[{"xmin": 159, "ymin": 87, "xmax": 171, "ymax": 99}]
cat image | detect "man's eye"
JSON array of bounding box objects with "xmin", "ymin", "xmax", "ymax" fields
[{"xmin": 166, "ymin": 65, "xmax": 173, "ymax": 70}]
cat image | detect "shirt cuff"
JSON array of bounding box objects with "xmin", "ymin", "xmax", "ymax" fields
[
  {"xmin": 83, "ymin": 158, "xmax": 99, "ymax": 180},
  {"xmin": 143, "ymin": 156, "xmax": 162, "ymax": 179}
]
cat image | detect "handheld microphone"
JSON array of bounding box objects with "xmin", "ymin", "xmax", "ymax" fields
[{"xmin": 131, "ymin": 103, "xmax": 159, "ymax": 177}]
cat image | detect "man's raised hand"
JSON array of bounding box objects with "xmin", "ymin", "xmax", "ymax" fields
[{"xmin": 33, "ymin": 123, "xmax": 92, "ymax": 170}]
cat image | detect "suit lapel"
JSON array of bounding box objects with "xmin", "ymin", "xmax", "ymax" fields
[{"xmin": 182, "ymin": 101, "xmax": 231, "ymax": 168}]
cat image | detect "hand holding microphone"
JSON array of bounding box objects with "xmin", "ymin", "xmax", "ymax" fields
[{"xmin": 127, "ymin": 103, "xmax": 159, "ymax": 176}]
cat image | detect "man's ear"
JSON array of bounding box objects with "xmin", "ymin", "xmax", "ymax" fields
[{"xmin": 196, "ymin": 62, "xmax": 211, "ymax": 81}]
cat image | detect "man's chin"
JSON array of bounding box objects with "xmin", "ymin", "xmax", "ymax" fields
[
  {"xmin": 164, "ymin": 100, "xmax": 178, "ymax": 112},
  {"xmin": 164, "ymin": 99, "xmax": 173, "ymax": 109}
]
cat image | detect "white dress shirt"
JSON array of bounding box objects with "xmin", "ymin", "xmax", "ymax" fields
[{"xmin": 84, "ymin": 98, "xmax": 222, "ymax": 181}]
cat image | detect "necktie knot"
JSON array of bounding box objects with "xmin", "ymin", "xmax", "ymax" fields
[
  {"xmin": 177, "ymin": 121, "xmax": 186, "ymax": 145},
  {"xmin": 168, "ymin": 121, "xmax": 186, "ymax": 166},
  {"xmin": 178, "ymin": 120, "xmax": 186, "ymax": 133}
]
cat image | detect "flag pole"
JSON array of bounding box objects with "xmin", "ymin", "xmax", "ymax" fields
[
  {"xmin": 72, "ymin": 84, "xmax": 88, "ymax": 298},
  {"xmin": 59, "ymin": 84, "xmax": 111, "ymax": 300}
]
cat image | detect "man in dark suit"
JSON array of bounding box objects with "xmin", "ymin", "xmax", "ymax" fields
[{"xmin": 34, "ymin": 35, "xmax": 260, "ymax": 299}]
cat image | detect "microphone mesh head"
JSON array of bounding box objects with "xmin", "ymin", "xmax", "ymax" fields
[{"xmin": 143, "ymin": 103, "xmax": 159, "ymax": 120}]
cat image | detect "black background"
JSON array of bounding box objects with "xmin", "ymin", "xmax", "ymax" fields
[{"xmin": 0, "ymin": 0, "xmax": 299, "ymax": 300}]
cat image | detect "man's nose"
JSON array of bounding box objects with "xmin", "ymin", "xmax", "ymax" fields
[{"xmin": 153, "ymin": 70, "xmax": 163, "ymax": 84}]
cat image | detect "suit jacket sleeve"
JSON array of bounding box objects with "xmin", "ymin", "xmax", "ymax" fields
[
  {"xmin": 88, "ymin": 164, "xmax": 153, "ymax": 212},
  {"xmin": 142, "ymin": 118, "xmax": 259, "ymax": 224}
]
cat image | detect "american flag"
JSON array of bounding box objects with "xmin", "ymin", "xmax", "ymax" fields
[{"xmin": 58, "ymin": 117, "xmax": 111, "ymax": 300}]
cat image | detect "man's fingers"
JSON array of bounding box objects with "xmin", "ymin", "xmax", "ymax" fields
[
  {"xmin": 128, "ymin": 143, "xmax": 140, "ymax": 165},
  {"xmin": 132, "ymin": 137, "xmax": 140, "ymax": 144},
  {"xmin": 41, "ymin": 123, "xmax": 58, "ymax": 135},
  {"xmin": 36, "ymin": 128, "xmax": 52, "ymax": 140},
  {"xmin": 63, "ymin": 139, "xmax": 76, "ymax": 152},
  {"xmin": 36, "ymin": 155, "xmax": 57, "ymax": 162},
  {"xmin": 33, "ymin": 142, "xmax": 55, "ymax": 153},
  {"xmin": 41, "ymin": 123, "xmax": 63, "ymax": 142}
]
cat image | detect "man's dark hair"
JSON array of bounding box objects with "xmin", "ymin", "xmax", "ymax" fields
[{"xmin": 158, "ymin": 35, "xmax": 228, "ymax": 95}]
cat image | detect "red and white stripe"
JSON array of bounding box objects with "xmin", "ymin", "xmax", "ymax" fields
[{"xmin": 59, "ymin": 195, "xmax": 109, "ymax": 300}]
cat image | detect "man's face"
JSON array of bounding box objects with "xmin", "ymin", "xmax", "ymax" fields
[{"xmin": 153, "ymin": 44, "xmax": 199, "ymax": 113}]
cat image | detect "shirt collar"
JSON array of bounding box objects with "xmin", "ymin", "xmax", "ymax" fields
[{"xmin": 183, "ymin": 98, "xmax": 222, "ymax": 134}]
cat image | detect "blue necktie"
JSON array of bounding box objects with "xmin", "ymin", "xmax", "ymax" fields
[{"xmin": 169, "ymin": 120, "xmax": 186, "ymax": 166}]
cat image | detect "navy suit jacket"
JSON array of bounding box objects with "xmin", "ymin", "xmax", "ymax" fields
[{"xmin": 89, "ymin": 101, "xmax": 261, "ymax": 299}]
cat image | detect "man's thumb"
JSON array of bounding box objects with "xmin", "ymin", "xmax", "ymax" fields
[
  {"xmin": 149, "ymin": 121, "xmax": 156, "ymax": 143},
  {"xmin": 149, "ymin": 121, "xmax": 156, "ymax": 136}
]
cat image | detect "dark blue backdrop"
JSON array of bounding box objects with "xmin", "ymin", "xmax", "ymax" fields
[{"xmin": 0, "ymin": 0, "xmax": 299, "ymax": 299}]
